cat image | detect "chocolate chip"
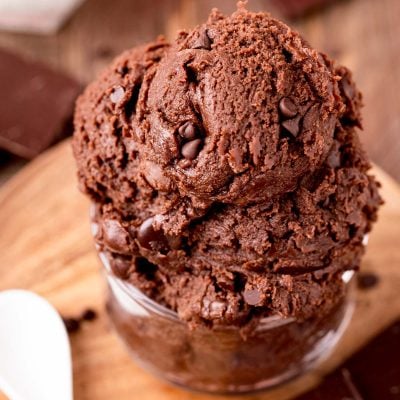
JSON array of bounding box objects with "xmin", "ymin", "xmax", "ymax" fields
[
  {"xmin": 143, "ymin": 160, "xmax": 170, "ymax": 190},
  {"xmin": 192, "ymin": 29, "xmax": 212, "ymax": 50},
  {"xmin": 137, "ymin": 216, "xmax": 167, "ymax": 250},
  {"xmin": 357, "ymin": 272, "xmax": 379, "ymax": 290},
  {"xmin": 326, "ymin": 149, "xmax": 341, "ymax": 169},
  {"xmin": 110, "ymin": 257, "xmax": 132, "ymax": 279},
  {"xmin": 181, "ymin": 138, "xmax": 202, "ymax": 160},
  {"xmin": 279, "ymin": 97, "xmax": 297, "ymax": 118},
  {"xmin": 110, "ymin": 86, "xmax": 125, "ymax": 103},
  {"xmin": 282, "ymin": 115, "xmax": 301, "ymax": 137},
  {"xmin": 340, "ymin": 77, "xmax": 355, "ymax": 101},
  {"xmin": 63, "ymin": 317, "xmax": 80, "ymax": 334},
  {"xmin": 178, "ymin": 122, "xmax": 197, "ymax": 140},
  {"xmin": 243, "ymin": 289, "xmax": 262, "ymax": 306},
  {"xmin": 102, "ymin": 219, "xmax": 129, "ymax": 253},
  {"xmin": 81, "ymin": 309, "xmax": 97, "ymax": 321}
]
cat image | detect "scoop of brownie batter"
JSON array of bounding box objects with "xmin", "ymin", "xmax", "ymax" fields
[{"xmin": 73, "ymin": 6, "xmax": 381, "ymax": 327}]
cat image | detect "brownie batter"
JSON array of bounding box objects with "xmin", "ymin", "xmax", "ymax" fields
[{"xmin": 73, "ymin": 6, "xmax": 381, "ymax": 328}]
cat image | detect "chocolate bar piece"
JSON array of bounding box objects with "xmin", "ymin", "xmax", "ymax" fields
[
  {"xmin": 295, "ymin": 319, "xmax": 400, "ymax": 399},
  {"xmin": 0, "ymin": 49, "xmax": 81, "ymax": 159},
  {"xmin": 270, "ymin": 0, "xmax": 336, "ymax": 19}
]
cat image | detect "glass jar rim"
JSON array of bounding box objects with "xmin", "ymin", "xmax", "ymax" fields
[
  {"xmin": 99, "ymin": 251, "xmax": 181, "ymax": 322},
  {"xmin": 92, "ymin": 214, "xmax": 358, "ymax": 327},
  {"xmin": 98, "ymin": 251, "xmax": 301, "ymax": 330}
]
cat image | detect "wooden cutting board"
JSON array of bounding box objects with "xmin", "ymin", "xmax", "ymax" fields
[{"xmin": 0, "ymin": 139, "xmax": 399, "ymax": 400}]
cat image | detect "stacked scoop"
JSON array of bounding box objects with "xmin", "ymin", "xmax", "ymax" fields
[{"xmin": 73, "ymin": 7, "xmax": 381, "ymax": 328}]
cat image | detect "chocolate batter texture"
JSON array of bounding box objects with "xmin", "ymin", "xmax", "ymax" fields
[{"xmin": 73, "ymin": 6, "xmax": 381, "ymax": 328}]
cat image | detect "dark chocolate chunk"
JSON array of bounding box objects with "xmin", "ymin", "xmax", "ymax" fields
[
  {"xmin": 181, "ymin": 139, "xmax": 203, "ymax": 160},
  {"xmin": 294, "ymin": 319, "xmax": 400, "ymax": 400},
  {"xmin": 63, "ymin": 317, "xmax": 80, "ymax": 334},
  {"xmin": 357, "ymin": 272, "xmax": 379, "ymax": 290},
  {"xmin": 102, "ymin": 219, "xmax": 129, "ymax": 253},
  {"xmin": 279, "ymin": 97, "xmax": 298, "ymax": 118},
  {"xmin": 0, "ymin": 49, "xmax": 81, "ymax": 159},
  {"xmin": 110, "ymin": 86, "xmax": 125, "ymax": 103},
  {"xmin": 178, "ymin": 122, "xmax": 197, "ymax": 140},
  {"xmin": 81, "ymin": 309, "xmax": 97, "ymax": 321},
  {"xmin": 192, "ymin": 29, "xmax": 212, "ymax": 50},
  {"xmin": 137, "ymin": 216, "xmax": 167, "ymax": 250},
  {"xmin": 243, "ymin": 289, "xmax": 262, "ymax": 306},
  {"xmin": 282, "ymin": 115, "xmax": 301, "ymax": 137}
]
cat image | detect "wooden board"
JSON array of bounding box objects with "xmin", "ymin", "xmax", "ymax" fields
[{"xmin": 0, "ymin": 139, "xmax": 399, "ymax": 400}]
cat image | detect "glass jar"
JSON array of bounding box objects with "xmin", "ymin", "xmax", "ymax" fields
[{"xmin": 99, "ymin": 251, "xmax": 355, "ymax": 394}]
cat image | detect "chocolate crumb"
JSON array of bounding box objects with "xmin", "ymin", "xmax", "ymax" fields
[
  {"xmin": 192, "ymin": 29, "xmax": 212, "ymax": 50},
  {"xmin": 63, "ymin": 317, "xmax": 80, "ymax": 334},
  {"xmin": 357, "ymin": 272, "xmax": 379, "ymax": 290},
  {"xmin": 82, "ymin": 309, "xmax": 97, "ymax": 321},
  {"xmin": 390, "ymin": 386, "xmax": 400, "ymax": 395}
]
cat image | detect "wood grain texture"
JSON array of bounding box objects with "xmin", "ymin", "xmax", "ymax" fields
[
  {"xmin": 0, "ymin": 139, "xmax": 399, "ymax": 399},
  {"xmin": 0, "ymin": 0, "xmax": 399, "ymax": 182}
]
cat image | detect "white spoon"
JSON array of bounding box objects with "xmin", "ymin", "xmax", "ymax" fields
[{"xmin": 0, "ymin": 290, "xmax": 73, "ymax": 400}]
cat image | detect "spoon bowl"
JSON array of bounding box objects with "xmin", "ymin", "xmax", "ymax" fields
[{"xmin": 0, "ymin": 290, "xmax": 73, "ymax": 400}]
